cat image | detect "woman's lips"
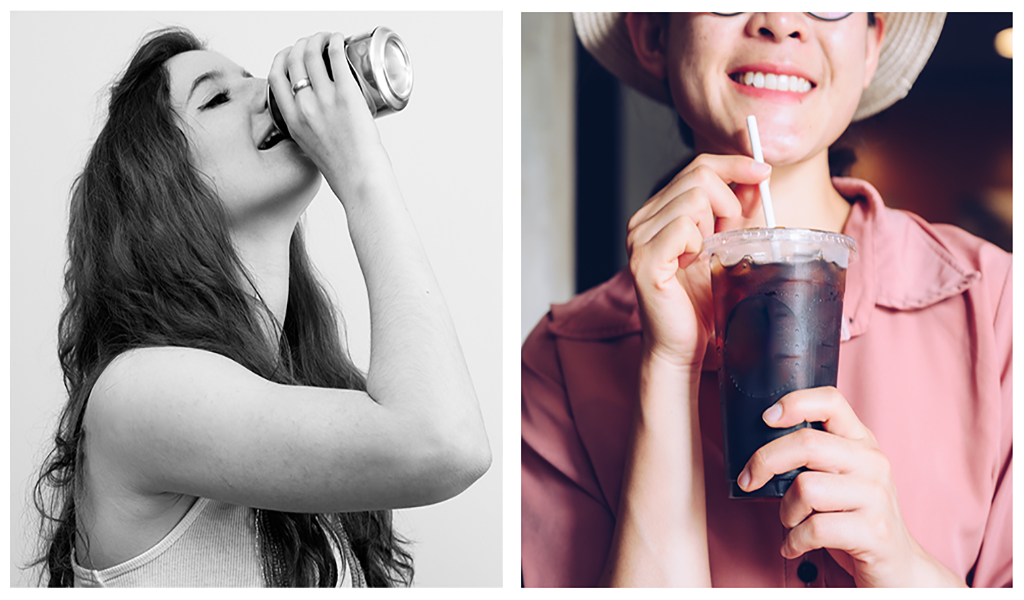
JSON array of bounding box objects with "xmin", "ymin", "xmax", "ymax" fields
[{"xmin": 728, "ymin": 67, "xmax": 816, "ymax": 102}]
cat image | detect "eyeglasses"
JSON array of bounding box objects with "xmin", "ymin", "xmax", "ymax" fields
[{"xmin": 712, "ymin": 12, "xmax": 854, "ymax": 22}]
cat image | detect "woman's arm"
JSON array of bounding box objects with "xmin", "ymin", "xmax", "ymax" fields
[
  {"xmin": 267, "ymin": 34, "xmax": 487, "ymax": 462},
  {"xmin": 88, "ymin": 346, "xmax": 487, "ymax": 513},
  {"xmin": 599, "ymin": 154, "xmax": 771, "ymax": 586},
  {"xmin": 600, "ymin": 357, "xmax": 710, "ymax": 586},
  {"xmin": 970, "ymin": 250, "xmax": 1012, "ymax": 587}
]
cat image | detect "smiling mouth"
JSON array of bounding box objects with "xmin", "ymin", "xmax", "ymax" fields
[
  {"xmin": 258, "ymin": 124, "xmax": 287, "ymax": 150},
  {"xmin": 730, "ymin": 71, "xmax": 814, "ymax": 93}
]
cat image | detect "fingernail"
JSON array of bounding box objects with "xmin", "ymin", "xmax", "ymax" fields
[
  {"xmin": 738, "ymin": 469, "xmax": 750, "ymax": 490},
  {"xmin": 763, "ymin": 403, "xmax": 782, "ymax": 424},
  {"xmin": 753, "ymin": 161, "xmax": 771, "ymax": 174}
]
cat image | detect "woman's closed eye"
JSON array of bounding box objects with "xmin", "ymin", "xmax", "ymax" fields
[{"xmin": 200, "ymin": 90, "xmax": 230, "ymax": 110}]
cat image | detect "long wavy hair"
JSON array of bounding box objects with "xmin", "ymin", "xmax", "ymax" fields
[{"xmin": 33, "ymin": 27, "xmax": 413, "ymax": 587}]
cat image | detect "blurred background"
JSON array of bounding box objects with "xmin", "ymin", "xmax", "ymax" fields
[{"xmin": 522, "ymin": 12, "xmax": 1012, "ymax": 340}]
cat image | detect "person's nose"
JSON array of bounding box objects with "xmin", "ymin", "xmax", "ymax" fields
[
  {"xmin": 249, "ymin": 77, "xmax": 270, "ymax": 113},
  {"xmin": 745, "ymin": 13, "xmax": 809, "ymax": 43}
]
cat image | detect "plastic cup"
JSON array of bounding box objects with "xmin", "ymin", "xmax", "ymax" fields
[{"xmin": 703, "ymin": 228, "xmax": 857, "ymax": 499}]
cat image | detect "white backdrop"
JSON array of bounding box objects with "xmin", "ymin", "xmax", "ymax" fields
[{"xmin": 9, "ymin": 11, "xmax": 502, "ymax": 587}]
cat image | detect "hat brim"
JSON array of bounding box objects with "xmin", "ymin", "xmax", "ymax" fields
[{"xmin": 573, "ymin": 12, "xmax": 946, "ymax": 122}]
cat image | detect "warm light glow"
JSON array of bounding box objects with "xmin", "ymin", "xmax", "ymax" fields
[{"xmin": 994, "ymin": 28, "xmax": 1012, "ymax": 59}]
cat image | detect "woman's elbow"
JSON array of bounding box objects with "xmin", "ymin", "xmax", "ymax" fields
[
  {"xmin": 417, "ymin": 418, "xmax": 491, "ymax": 502},
  {"xmin": 454, "ymin": 432, "xmax": 492, "ymax": 488}
]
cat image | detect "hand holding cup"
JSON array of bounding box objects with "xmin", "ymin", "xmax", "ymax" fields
[{"xmin": 737, "ymin": 387, "xmax": 965, "ymax": 587}]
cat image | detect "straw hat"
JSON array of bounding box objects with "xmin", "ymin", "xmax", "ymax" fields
[{"xmin": 573, "ymin": 12, "xmax": 946, "ymax": 121}]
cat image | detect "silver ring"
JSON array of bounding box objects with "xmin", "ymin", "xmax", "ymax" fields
[{"xmin": 291, "ymin": 78, "xmax": 312, "ymax": 94}]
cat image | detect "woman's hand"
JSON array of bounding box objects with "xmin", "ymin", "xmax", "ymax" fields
[
  {"xmin": 738, "ymin": 387, "xmax": 966, "ymax": 587},
  {"xmin": 268, "ymin": 31, "xmax": 393, "ymax": 205},
  {"xmin": 626, "ymin": 154, "xmax": 771, "ymax": 369}
]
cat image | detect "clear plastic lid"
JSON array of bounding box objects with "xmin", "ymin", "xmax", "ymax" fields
[{"xmin": 702, "ymin": 227, "xmax": 858, "ymax": 268}]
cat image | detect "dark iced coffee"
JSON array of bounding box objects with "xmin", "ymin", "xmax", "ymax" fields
[{"xmin": 704, "ymin": 228, "xmax": 856, "ymax": 499}]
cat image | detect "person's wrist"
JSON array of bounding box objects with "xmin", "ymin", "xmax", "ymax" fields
[
  {"xmin": 325, "ymin": 150, "xmax": 398, "ymax": 209},
  {"xmin": 639, "ymin": 344, "xmax": 704, "ymax": 410},
  {"xmin": 642, "ymin": 347, "xmax": 702, "ymax": 374},
  {"xmin": 641, "ymin": 336, "xmax": 707, "ymax": 376},
  {"xmin": 906, "ymin": 539, "xmax": 967, "ymax": 587}
]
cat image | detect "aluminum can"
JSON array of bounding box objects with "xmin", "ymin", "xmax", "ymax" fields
[{"xmin": 268, "ymin": 27, "xmax": 412, "ymax": 138}]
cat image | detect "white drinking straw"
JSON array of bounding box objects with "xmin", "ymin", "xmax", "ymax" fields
[{"xmin": 745, "ymin": 115, "xmax": 777, "ymax": 228}]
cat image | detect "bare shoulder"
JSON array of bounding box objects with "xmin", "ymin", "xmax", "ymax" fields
[
  {"xmin": 93, "ymin": 346, "xmax": 262, "ymax": 398},
  {"xmin": 85, "ymin": 346, "xmax": 260, "ymax": 485},
  {"xmin": 86, "ymin": 347, "xmax": 266, "ymax": 455}
]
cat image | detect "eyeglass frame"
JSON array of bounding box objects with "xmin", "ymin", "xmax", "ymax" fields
[{"xmin": 711, "ymin": 12, "xmax": 854, "ymax": 22}]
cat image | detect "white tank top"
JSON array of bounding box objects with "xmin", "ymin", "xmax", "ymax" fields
[{"xmin": 72, "ymin": 497, "xmax": 363, "ymax": 587}]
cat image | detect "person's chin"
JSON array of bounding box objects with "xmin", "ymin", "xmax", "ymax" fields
[
  {"xmin": 263, "ymin": 167, "xmax": 323, "ymax": 216},
  {"xmin": 283, "ymin": 144, "xmax": 319, "ymax": 173},
  {"xmin": 276, "ymin": 153, "xmax": 321, "ymax": 193}
]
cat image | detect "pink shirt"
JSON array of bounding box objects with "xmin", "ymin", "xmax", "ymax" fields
[{"xmin": 521, "ymin": 178, "xmax": 1012, "ymax": 587}]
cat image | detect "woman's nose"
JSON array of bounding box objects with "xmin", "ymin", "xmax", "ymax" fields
[
  {"xmin": 250, "ymin": 78, "xmax": 270, "ymax": 112},
  {"xmin": 746, "ymin": 13, "xmax": 808, "ymax": 43}
]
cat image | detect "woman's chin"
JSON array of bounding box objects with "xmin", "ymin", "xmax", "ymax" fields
[
  {"xmin": 760, "ymin": 146, "xmax": 814, "ymax": 168},
  {"xmin": 278, "ymin": 159, "xmax": 323, "ymax": 204},
  {"xmin": 752, "ymin": 131, "xmax": 829, "ymax": 167},
  {"xmin": 221, "ymin": 171, "xmax": 323, "ymax": 229}
]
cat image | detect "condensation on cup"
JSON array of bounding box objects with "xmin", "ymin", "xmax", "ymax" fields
[{"xmin": 267, "ymin": 27, "xmax": 413, "ymax": 139}]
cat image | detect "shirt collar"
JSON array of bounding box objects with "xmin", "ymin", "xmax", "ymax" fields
[
  {"xmin": 835, "ymin": 177, "xmax": 980, "ymax": 339},
  {"xmin": 548, "ymin": 177, "xmax": 980, "ymax": 341}
]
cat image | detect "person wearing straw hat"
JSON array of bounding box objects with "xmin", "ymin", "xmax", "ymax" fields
[{"xmin": 522, "ymin": 13, "xmax": 1011, "ymax": 587}]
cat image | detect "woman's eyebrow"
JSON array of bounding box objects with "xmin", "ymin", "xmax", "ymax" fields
[
  {"xmin": 187, "ymin": 67, "xmax": 252, "ymax": 104},
  {"xmin": 187, "ymin": 69, "xmax": 224, "ymax": 104}
]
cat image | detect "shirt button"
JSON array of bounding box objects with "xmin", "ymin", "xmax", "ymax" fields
[{"xmin": 797, "ymin": 560, "xmax": 818, "ymax": 584}]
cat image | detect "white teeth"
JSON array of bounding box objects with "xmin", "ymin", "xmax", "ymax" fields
[
  {"xmin": 259, "ymin": 125, "xmax": 283, "ymax": 150},
  {"xmin": 736, "ymin": 71, "xmax": 811, "ymax": 93}
]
